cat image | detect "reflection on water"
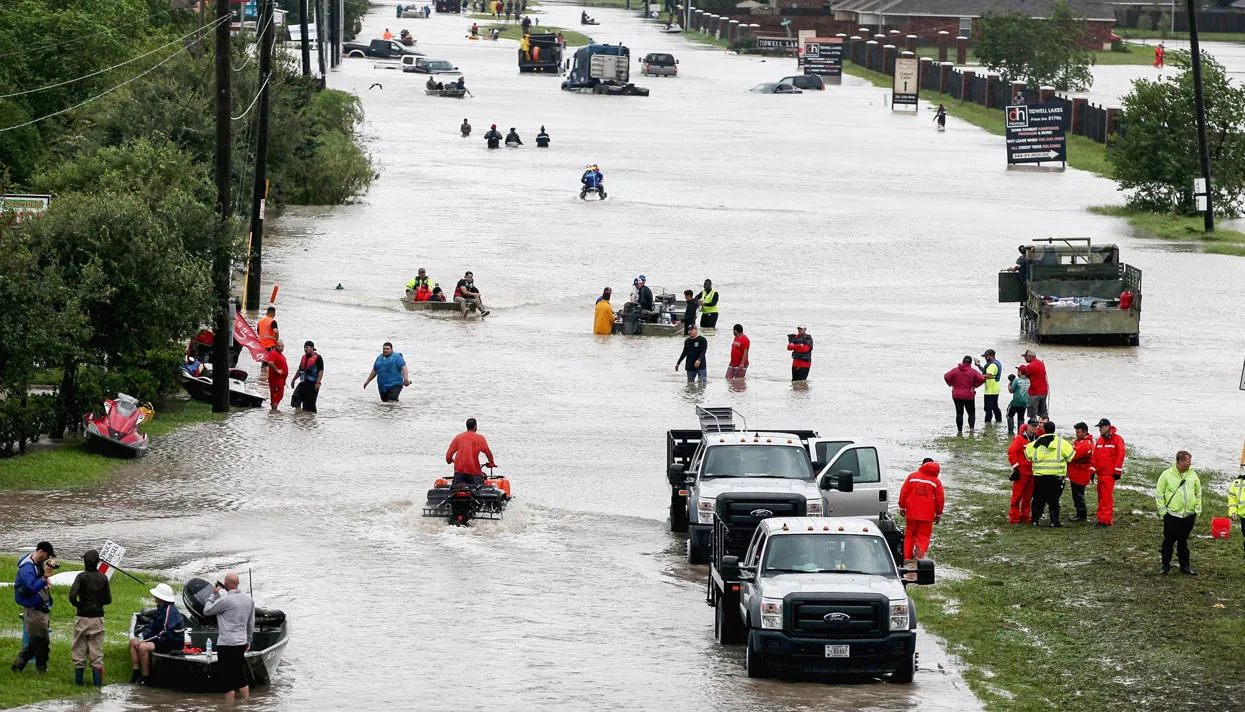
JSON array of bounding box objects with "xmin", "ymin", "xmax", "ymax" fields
[{"xmin": 6, "ymin": 3, "xmax": 1245, "ymax": 710}]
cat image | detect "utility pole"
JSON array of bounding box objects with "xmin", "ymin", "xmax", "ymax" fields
[
  {"xmin": 212, "ymin": 0, "xmax": 232, "ymax": 413},
  {"xmin": 328, "ymin": 0, "xmax": 338, "ymax": 68},
  {"xmin": 300, "ymin": 0, "xmax": 311, "ymax": 76},
  {"xmin": 245, "ymin": 0, "xmax": 274, "ymax": 311},
  {"xmin": 1186, "ymin": 0, "xmax": 1215, "ymax": 231}
]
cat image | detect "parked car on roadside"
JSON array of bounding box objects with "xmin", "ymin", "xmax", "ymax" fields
[
  {"xmin": 780, "ymin": 74, "xmax": 824, "ymax": 90},
  {"xmin": 640, "ymin": 52, "xmax": 678, "ymax": 77}
]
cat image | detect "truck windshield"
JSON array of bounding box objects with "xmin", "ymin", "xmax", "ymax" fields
[
  {"xmin": 763, "ymin": 534, "xmax": 895, "ymax": 577},
  {"xmin": 702, "ymin": 445, "xmax": 812, "ymax": 480}
]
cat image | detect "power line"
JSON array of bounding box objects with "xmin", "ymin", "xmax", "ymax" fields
[
  {"xmin": 0, "ymin": 27, "xmax": 219, "ymax": 134},
  {"xmin": 232, "ymin": 11, "xmax": 277, "ymax": 72},
  {"xmin": 0, "ymin": 18, "xmax": 228, "ymax": 99},
  {"xmin": 232, "ymin": 75, "xmax": 270, "ymax": 120},
  {"xmin": 0, "ymin": 6, "xmax": 186, "ymax": 59}
]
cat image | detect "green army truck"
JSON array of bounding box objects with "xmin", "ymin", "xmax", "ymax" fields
[{"xmin": 998, "ymin": 238, "xmax": 1142, "ymax": 345}]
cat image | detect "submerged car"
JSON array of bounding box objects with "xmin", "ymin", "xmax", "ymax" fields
[
  {"xmin": 403, "ymin": 56, "xmax": 460, "ymax": 73},
  {"xmin": 780, "ymin": 74, "xmax": 824, "ymax": 90},
  {"xmin": 640, "ymin": 52, "xmax": 678, "ymax": 77},
  {"xmin": 749, "ymin": 82, "xmax": 802, "ymax": 94}
]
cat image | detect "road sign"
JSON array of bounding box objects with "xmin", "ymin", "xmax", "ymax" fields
[
  {"xmin": 1005, "ymin": 103, "xmax": 1067, "ymax": 166},
  {"xmin": 802, "ymin": 37, "xmax": 843, "ymax": 80},
  {"xmin": 755, "ymin": 35, "xmax": 798, "ymax": 51},
  {"xmin": 892, "ymin": 57, "xmax": 918, "ymax": 110},
  {"xmin": 0, "ymin": 194, "xmax": 51, "ymax": 224}
]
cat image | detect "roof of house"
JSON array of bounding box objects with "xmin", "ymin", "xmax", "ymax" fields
[{"xmin": 832, "ymin": 0, "xmax": 1115, "ymax": 21}]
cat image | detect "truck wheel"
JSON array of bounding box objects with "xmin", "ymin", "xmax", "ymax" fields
[
  {"xmin": 686, "ymin": 535, "xmax": 708, "ymax": 565},
  {"xmin": 745, "ymin": 631, "xmax": 771, "ymax": 679},
  {"xmin": 890, "ymin": 652, "xmax": 917, "ymax": 683},
  {"xmin": 669, "ymin": 495, "xmax": 689, "ymax": 533},
  {"xmin": 348, "ymin": 50, "xmax": 364, "ymax": 58},
  {"xmin": 716, "ymin": 600, "xmax": 746, "ymax": 645}
]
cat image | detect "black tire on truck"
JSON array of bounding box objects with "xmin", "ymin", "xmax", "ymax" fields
[
  {"xmin": 715, "ymin": 598, "xmax": 746, "ymax": 645},
  {"xmin": 890, "ymin": 651, "xmax": 917, "ymax": 683},
  {"xmin": 686, "ymin": 534, "xmax": 708, "ymax": 565},
  {"xmin": 744, "ymin": 630, "xmax": 771, "ymax": 678},
  {"xmin": 670, "ymin": 493, "xmax": 689, "ymax": 532}
]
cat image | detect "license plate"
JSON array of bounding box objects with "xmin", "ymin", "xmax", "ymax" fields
[{"xmin": 825, "ymin": 645, "xmax": 850, "ymax": 658}]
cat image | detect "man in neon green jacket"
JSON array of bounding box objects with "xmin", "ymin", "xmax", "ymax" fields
[
  {"xmin": 1154, "ymin": 450, "xmax": 1201, "ymax": 575},
  {"xmin": 1228, "ymin": 472, "xmax": 1245, "ymax": 559}
]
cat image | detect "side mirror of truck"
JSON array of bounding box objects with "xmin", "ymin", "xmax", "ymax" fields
[
  {"xmin": 902, "ymin": 558, "xmax": 936, "ymax": 585},
  {"xmin": 719, "ymin": 555, "xmax": 740, "ymax": 580},
  {"xmin": 667, "ymin": 464, "xmax": 685, "ymax": 478},
  {"xmin": 820, "ymin": 470, "xmax": 854, "ymax": 492}
]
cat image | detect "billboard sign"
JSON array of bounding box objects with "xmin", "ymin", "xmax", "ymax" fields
[
  {"xmin": 755, "ymin": 35, "xmax": 798, "ymax": 51},
  {"xmin": 1005, "ymin": 103, "xmax": 1067, "ymax": 165},
  {"xmin": 803, "ymin": 37, "xmax": 844, "ymax": 80},
  {"xmin": 892, "ymin": 57, "xmax": 918, "ymax": 110}
]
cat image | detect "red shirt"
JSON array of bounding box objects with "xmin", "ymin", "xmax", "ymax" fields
[
  {"xmin": 446, "ymin": 431, "xmax": 495, "ymax": 475},
  {"xmin": 266, "ymin": 349, "xmax": 288, "ymax": 380},
  {"xmin": 1019, "ymin": 358, "xmax": 1048, "ymax": 396},
  {"xmin": 730, "ymin": 334, "xmax": 750, "ymax": 367}
]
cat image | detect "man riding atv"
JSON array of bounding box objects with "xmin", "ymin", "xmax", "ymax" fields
[
  {"xmin": 484, "ymin": 124, "xmax": 503, "ymax": 149},
  {"xmin": 580, "ymin": 164, "xmax": 606, "ymax": 200},
  {"xmin": 446, "ymin": 417, "xmax": 496, "ymax": 487}
]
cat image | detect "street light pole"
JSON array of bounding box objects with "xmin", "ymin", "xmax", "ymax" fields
[{"xmin": 1186, "ymin": 0, "xmax": 1214, "ymax": 232}]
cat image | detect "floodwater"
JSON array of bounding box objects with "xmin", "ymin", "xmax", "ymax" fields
[{"xmin": 5, "ymin": 3, "xmax": 1245, "ymax": 710}]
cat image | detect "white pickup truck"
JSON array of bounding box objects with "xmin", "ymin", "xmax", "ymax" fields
[
  {"xmin": 714, "ymin": 517, "xmax": 935, "ymax": 681},
  {"xmin": 665, "ymin": 407, "xmax": 896, "ymax": 565}
]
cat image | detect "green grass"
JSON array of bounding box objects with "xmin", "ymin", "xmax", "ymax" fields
[
  {"xmin": 909, "ymin": 432, "xmax": 1245, "ymax": 712},
  {"xmin": 0, "ymin": 401, "xmax": 223, "ymax": 491},
  {"xmin": 913, "ymin": 43, "xmax": 1151, "ymax": 67},
  {"xmin": 842, "ymin": 63, "xmax": 1112, "ymax": 178},
  {"xmin": 0, "ymin": 556, "xmax": 172, "ymax": 709},
  {"xmin": 1116, "ymin": 28, "xmax": 1245, "ymax": 43},
  {"xmin": 679, "ymin": 26, "xmax": 731, "ymax": 50},
  {"xmin": 1089, "ymin": 205, "xmax": 1245, "ymax": 254},
  {"xmin": 482, "ymin": 23, "xmax": 590, "ymax": 46}
]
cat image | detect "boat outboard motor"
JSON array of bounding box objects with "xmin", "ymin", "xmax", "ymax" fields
[{"xmin": 182, "ymin": 577, "xmax": 217, "ymax": 626}]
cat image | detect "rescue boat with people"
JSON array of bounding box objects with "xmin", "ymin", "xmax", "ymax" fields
[
  {"xmin": 422, "ymin": 470, "xmax": 512, "ymax": 525},
  {"xmin": 128, "ymin": 577, "xmax": 289, "ymax": 692},
  {"xmin": 83, "ymin": 393, "xmax": 150, "ymax": 458},
  {"xmin": 399, "ymin": 293, "xmax": 485, "ymax": 316}
]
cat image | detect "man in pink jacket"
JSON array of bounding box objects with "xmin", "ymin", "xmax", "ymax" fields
[{"xmin": 945, "ymin": 356, "xmax": 986, "ymax": 435}]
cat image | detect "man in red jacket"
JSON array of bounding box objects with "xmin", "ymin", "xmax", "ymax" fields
[
  {"xmin": 1007, "ymin": 420, "xmax": 1037, "ymax": 523},
  {"xmin": 899, "ymin": 459, "xmax": 944, "ymax": 561},
  {"xmin": 1091, "ymin": 418, "xmax": 1126, "ymax": 527},
  {"xmin": 944, "ymin": 356, "xmax": 986, "ymax": 435},
  {"xmin": 1066, "ymin": 422, "xmax": 1096, "ymax": 521},
  {"xmin": 787, "ymin": 325, "xmax": 812, "ymax": 381}
]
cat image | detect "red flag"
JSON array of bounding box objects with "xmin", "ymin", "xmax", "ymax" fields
[{"xmin": 233, "ymin": 313, "xmax": 273, "ymax": 363}]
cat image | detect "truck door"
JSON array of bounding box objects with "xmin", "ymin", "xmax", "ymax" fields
[
  {"xmin": 808, "ymin": 439, "xmax": 854, "ymax": 470},
  {"xmin": 739, "ymin": 529, "xmax": 767, "ymax": 621},
  {"xmin": 818, "ymin": 444, "xmax": 887, "ymax": 517}
]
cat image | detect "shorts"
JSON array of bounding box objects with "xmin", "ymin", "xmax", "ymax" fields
[
  {"xmin": 725, "ymin": 365, "xmax": 747, "ymax": 379},
  {"xmin": 379, "ymin": 384, "xmax": 403, "ymax": 402},
  {"xmin": 216, "ymin": 644, "xmax": 250, "ymax": 690}
]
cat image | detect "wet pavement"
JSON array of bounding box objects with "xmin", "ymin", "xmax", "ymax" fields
[{"xmin": 4, "ymin": 3, "xmax": 1245, "ymax": 710}]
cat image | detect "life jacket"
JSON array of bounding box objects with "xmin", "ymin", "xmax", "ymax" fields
[
  {"xmin": 414, "ymin": 285, "xmax": 432, "ymax": 302},
  {"xmin": 701, "ymin": 289, "xmax": 718, "ymax": 314},
  {"xmin": 299, "ymin": 352, "xmax": 322, "ymax": 382},
  {"xmin": 257, "ymin": 316, "xmax": 277, "ymax": 348}
]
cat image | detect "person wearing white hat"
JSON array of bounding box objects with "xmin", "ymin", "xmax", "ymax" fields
[{"xmin": 128, "ymin": 583, "xmax": 185, "ymax": 684}]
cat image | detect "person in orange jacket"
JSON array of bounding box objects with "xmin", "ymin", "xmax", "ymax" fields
[
  {"xmin": 899, "ymin": 459, "xmax": 944, "ymax": 561},
  {"xmin": 1007, "ymin": 419, "xmax": 1037, "ymax": 523},
  {"xmin": 1091, "ymin": 418, "xmax": 1126, "ymax": 527},
  {"xmin": 1066, "ymin": 422, "xmax": 1096, "ymax": 521}
]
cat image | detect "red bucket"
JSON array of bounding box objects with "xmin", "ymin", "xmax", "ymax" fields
[{"xmin": 1211, "ymin": 517, "xmax": 1232, "ymax": 539}]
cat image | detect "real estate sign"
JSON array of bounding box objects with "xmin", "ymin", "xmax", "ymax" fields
[
  {"xmin": 755, "ymin": 35, "xmax": 798, "ymax": 51},
  {"xmin": 802, "ymin": 37, "xmax": 844, "ymax": 82},
  {"xmin": 1005, "ymin": 103, "xmax": 1067, "ymax": 166},
  {"xmin": 0, "ymin": 194, "xmax": 51, "ymax": 224},
  {"xmin": 892, "ymin": 57, "xmax": 918, "ymax": 110}
]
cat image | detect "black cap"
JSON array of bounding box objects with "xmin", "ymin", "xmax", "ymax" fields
[
  {"xmin": 982, "ymin": 349, "xmax": 995, "ymax": 357},
  {"xmin": 1026, "ymin": 417, "xmax": 1040, "ymax": 427},
  {"xmin": 36, "ymin": 541, "xmax": 54, "ymax": 557},
  {"xmin": 1096, "ymin": 418, "xmax": 1111, "ymax": 427},
  {"xmin": 304, "ymin": 340, "xmax": 315, "ymax": 348}
]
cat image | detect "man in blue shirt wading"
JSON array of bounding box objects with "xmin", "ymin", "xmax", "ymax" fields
[{"xmin": 363, "ymin": 342, "xmax": 410, "ymax": 402}]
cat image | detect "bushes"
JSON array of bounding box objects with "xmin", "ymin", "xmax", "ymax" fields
[{"xmin": 0, "ymin": 395, "xmax": 59, "ymax": 456}]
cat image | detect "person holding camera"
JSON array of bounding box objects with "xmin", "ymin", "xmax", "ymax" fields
[
  {"xmin": 11, "ymin": 541, "xmax": 55, "ymax": 674},
  {"xmin": 203, "ymin": 572, "xmax": 256, "ymax": 701},
  {"xmin": 787, "ymin": 326, "xmax": 813, "ymax": 381}
]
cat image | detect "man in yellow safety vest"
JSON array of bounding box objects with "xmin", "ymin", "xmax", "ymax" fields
[
  {"xmin": 695, "ymin": 278, "xmax": 718, "ymax": 329},
  {"xmin": 1025, "ymin": 420, "xmax": 1073, "ymax": 528}
]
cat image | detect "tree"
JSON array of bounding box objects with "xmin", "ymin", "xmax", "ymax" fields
[
  {"xmin": 1106, "ymin": 51, "xmax": 1245, "ymax": 217},
  {"xmin": 975, "ymin": 0, "xmax": 1095, "ymax": 91}
]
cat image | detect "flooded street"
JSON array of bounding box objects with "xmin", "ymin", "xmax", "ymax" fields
[{"xmin": 5, "ymin": 3, "xmax": 1245, "ymax": 710}]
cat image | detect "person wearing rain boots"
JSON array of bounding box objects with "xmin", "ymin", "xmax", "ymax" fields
[{"xmin": 69, "ymin": 549, "xmax": 111, "ymax": 688}]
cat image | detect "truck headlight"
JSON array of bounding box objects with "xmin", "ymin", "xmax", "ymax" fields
[
  {"xmin": 889, "ymin": 600, "xmax": 910, "ymax": 631},
  {"xmin": 697, "ymin": 498, "xmax": 715, "ymax": 523},
  {"xmin": 761, "ymin": 598, "xmax": 783, "ymax": 629},
  {"xmin": 806, "ymin": 499, "xmax": 823, "ymax": 516}
]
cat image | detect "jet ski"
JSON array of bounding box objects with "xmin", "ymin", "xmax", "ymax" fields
[
  {"xmin": 422, "ymin": 471, "xmax": 512, "ymax": 525},
  {"xmin": 83, "ymin": 393, "xmax": 150, "ymax": 458},
  {"xmin": 179, "ymin": 361, "xmax": 266, "ymax": 408}
]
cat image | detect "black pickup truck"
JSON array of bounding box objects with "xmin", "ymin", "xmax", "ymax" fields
[{"xmin": 343, "ymin": 39, "xmax": 421, "ymax": 59}]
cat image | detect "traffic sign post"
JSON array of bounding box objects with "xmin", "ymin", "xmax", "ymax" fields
[
  {"xmin": 1004, "ymin": 103, "xmax": 1067, "ymax": 167},
  {"xmin": 891, "ymin": 56, "xmax": 918, "ymax": 111}
]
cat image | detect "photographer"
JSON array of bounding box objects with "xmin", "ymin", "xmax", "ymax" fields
[
  {"xmin": 203, "ymin": 572, "xmax": 256, "ymax": 701},
  {"xmin": 11, "ymin": 541, "xmax": 55, "ymax": 674},
  {"xmin": 787, "ymin": 325, "xmax": 813, "ymax": 381}
]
